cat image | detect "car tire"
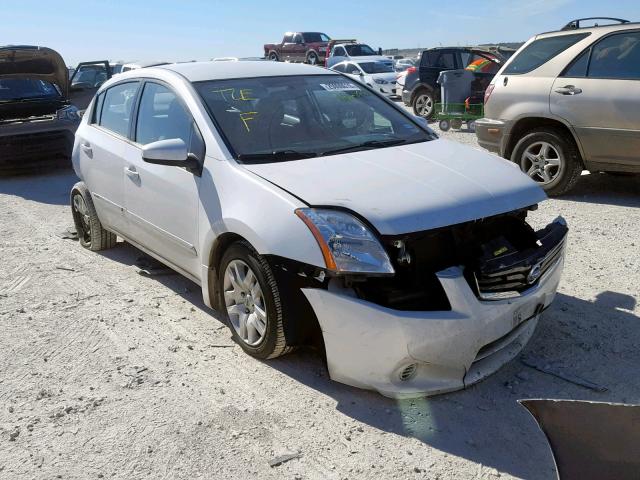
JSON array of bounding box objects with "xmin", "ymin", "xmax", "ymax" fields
[
  {"xmin": 70, "ymin": 182, "xmax": 117, "ymax": 251},
  {"xmin": 451, "ymin": 119, "xmax": 463, "ymax": 130},
  {"xmin": 412, "ymin": 89, "xmax": 435, "ymax": 119},
  {"xmin": 511, "ymin": 128, "xmax": 583, "ymax": 196},
  {"xmin": 306, "ymin": 52, "xmax": 319, "ymax": 65},
  {"xmin": 439, "ymin": 119, "xmax": 451, "ymax": 131},
  {"xmin": 218, "ymin": 241, "xmax": 292, "ymax": 360},
  {"xmin": 268, "ymin": 51, "xmax": 279, "ymax": 61}
]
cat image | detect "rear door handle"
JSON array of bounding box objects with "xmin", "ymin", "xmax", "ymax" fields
[
  {"xmin": 124, "ymin": 166, "xmax": 139, "ymax": 179},
  {"xmin": 555, "ymin": 85, "xmax": 582, "ymax": 95}
]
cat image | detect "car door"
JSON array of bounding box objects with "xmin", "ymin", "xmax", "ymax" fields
[
  {"xmin": 550, "ymin": 30, "xmax": 640, "ymax": 169},
  {"xmin": 329, "ymin": 46, "xmax": 347, "ymax": 67},
  {"xmin": 122, "ymin": 81, "xmax": 203, "ymax": 277},
  {"xmin": 69, "ymin": 61, "xmax": 111, "ymax": 111},
  {"xmin": 281, "ymin": 34, "xmax": 296, "ymax": 62},
  {"xmin": 77, "ymin": 81, "xmax": 141, "ymax": 233},
  {"xmin": 292, "ymin": 33, "xmax": 307, "ymax": 62}
]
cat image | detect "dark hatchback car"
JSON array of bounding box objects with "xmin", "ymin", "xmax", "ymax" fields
[
  {"xmin": 0, "ymin": 46, "xmax": 109, "ymax": 172},
  {"xmin": 401, "ymin": 47, "xmax": 504, "ymax": 119}
]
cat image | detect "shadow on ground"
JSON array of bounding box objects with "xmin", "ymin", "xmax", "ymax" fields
[
  {"xmin": 0, "ymin": 168, "xmax": 76, "ymax": 205},
  {"xmin": 555, "ymin": 172, "xmax": 639, "ymax": 207}
]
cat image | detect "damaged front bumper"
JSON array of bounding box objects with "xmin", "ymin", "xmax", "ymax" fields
[{"xmin": 301, "ymin": 223, "xmax": 566, "ymax": 399}]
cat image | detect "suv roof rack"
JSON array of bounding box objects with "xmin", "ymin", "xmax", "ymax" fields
[{"xmin": 561, "ymin": 17, "xmax": 630, "ymax": 31}]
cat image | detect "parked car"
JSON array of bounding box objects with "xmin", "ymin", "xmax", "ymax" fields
[
  {"xmin": 0, "ymin": 45, "xmax": 82, "ymax": 171},
  {"xmin": 264, "ymin": 32, "xmax": 331, "ymax": 65},
  {"xmin": 476, "ymin": 17, "xmax": 640, "ymax": 195},
  {"xmin": 331, "ymin": 60, "xmax": 398, "ymax": 98},
  {"xmin": 402, "ymin": 47, "xmax": 503, "ymax": 118},
  {"xmin": 325, "ymin": 42, "xmax": 389, "ymax": 68},
  {"xmin": 396, "ymin": 69, "xmax": 408, "ymax": 97},
  {"xmin": 395, "ymin": 58, "xmax": 415, "ymax": 72},
  {"xmin": 71, "ymin": 61, "xmax": 567, "ymax": 398}
]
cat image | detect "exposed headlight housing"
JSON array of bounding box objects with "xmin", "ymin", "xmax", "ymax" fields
[
  {"xmin": 57, "ymin": 105, "xmax": 80, "ymax": 122},
  {"xmin": 374, "ymin": 78, "xmax": 388, "ymax": 84},
  {"xmin": 296, "ymin": 208, "xmax": 394, "ymax": 275}
]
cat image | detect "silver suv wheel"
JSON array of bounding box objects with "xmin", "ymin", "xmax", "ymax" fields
[{"xmin": 521, "ymin": 141, "xmax": 562, "ymax": 185}]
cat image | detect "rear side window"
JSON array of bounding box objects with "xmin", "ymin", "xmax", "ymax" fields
[
  {"xmin": 99, "ymin": 82, "xmax": 139, "ymax": 137},
  {"xmin": 504, "ymin": 33, "xmax": 590, "ymax": 74},
  {"xmin": 588, "ymin": 31, "xmax": 640, "ymax": 79}
]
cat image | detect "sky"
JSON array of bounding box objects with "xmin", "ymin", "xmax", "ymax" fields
[{"xmin": 3, "ymin": 0, "xmax": 639, "ymax": 66}]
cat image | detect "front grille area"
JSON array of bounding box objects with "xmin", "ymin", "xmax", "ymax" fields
[
  {"xmin": 474, "ymin": 220, "xmax": 568, "ymax": 299},
  {"xmin": 0, "ymin": 130, "xmax": 73, "ymax": 169}
]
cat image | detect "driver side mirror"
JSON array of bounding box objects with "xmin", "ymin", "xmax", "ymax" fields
[{"xmin": 142, "ymin": 138, "xmax": 201, "ymax": 175}]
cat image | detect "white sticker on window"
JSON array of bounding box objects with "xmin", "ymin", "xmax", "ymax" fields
[{"xmin": 319, "ymin": 82, "xmax": 360, "ymax": 92}]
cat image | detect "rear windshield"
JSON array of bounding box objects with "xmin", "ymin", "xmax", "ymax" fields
[
  {"xmin": 503, "ymin": 33, "xmax": 590, "ymax": 74},
  {"xmin": 195, "ymin": 75, "xmax": 434, "ymax": 162},
  {"xmin": 345, "ymin": 44, "xmax": 377, "ymax": 56},
  {"xmin": 0, "ymin": 79, "xmax": 61, "ymax": 102},
  {"xmin": 359, "ymin": 62, "xmax": 394, "ymax": 74}
]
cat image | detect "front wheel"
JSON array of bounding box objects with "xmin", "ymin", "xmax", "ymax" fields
[
  {"xmin": 439, "ymin": 119, "xmax": 451, "ymax": 131},
  {"xmin": 218, "ymin": 241, "xmax": 292, "ymax": 359},
  {"xmin": 412, "ymin": 90, "xmax": 435, "ymax": 119},
  {"xmin": 268, "ymin": 52, "xmax": 279, "ymax": 61},
  {"xmin": 511, "ymin": 128, "xmax": 583, "ymax": 196}
]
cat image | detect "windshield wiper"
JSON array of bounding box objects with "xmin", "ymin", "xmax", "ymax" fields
[
  {"xmin": 320, "ymin": 138, "xmax": 408, "ymax": 156},
  {"xmin": 0, "ymin": 96, "xmax": 58, "ymax": 104},
  {"xmin": 237, "ymin": 150, "xmax": 318, "ymax": 163}
]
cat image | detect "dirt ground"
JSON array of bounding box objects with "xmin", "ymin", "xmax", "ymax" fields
[{"xmin": 1, "ymin": 126, "xmax": 639, "ymax": 480}]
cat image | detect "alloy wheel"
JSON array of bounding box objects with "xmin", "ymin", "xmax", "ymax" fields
[
  {"xmin": 223, "ymin": 259, "xmax": 267, "ymax": 346},
  {"xmin": 415, "ymin": 94, "xmax": 433, "ymax": 117},
  {"xmin": 521, "ymin": 141, "xmax": 562, "ymax": 185}
]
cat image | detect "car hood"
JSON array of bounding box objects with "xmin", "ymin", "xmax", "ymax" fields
[
  {"xmin": 369, "ymin": 72, "xmax": 398, "ymax": 82},
  {"xmin": 244, "ymin": 139, "xmax": 546, "ymax": 235},
  {"xmin": 0, "ymin": 46, "xmax": 68, "ymax": 97}
]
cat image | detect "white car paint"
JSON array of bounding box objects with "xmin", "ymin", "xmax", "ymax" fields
[{"xmin": 72, "ymin": 61, "xmax": 565, "ymax": 398}]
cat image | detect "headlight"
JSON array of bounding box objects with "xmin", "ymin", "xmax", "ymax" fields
[
  {"xmin": 296, "ymin": 208, "xmax": 395, "ymax": 275},
  {"xmin": 57, "ymin": 105, "xmax": 80, "ymax": 122},
  {"xmin": 374, "ymin": 78, "xmax": 388, "ymax": 84}
]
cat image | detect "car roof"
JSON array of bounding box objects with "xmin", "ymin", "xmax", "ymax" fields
[{"xmin": 158, "ymin": 60, "xmax": 334, "ymax": 82}]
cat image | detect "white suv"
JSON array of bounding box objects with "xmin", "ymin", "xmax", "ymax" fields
[
  {"xmin": 476, "ymin": 18, "xmax": 640, "ymax": 195},
  {"xmin": 71, "ymin": 61, "xmax": 567, "ymax": 398}
]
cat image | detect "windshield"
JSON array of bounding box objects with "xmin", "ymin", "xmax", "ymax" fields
[
  {"xmin": 345, "ymin": 44, "xmax": 377, "ymax": 56},
  {"xmin": 358, "ymin": 62, "xmax": 394, "ymax": 74},
  {"xmin": 304, "ymin": 33, "xmax": 330, "ymax": 43},
  {"xmin": 0, "ymin": 79, "xmax": 61, "ymax": 102},
  {"xmin": 195, "ymin": 75, "xmax": 434, "ymax": 163}
]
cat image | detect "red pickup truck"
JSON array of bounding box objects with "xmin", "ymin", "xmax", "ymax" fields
[{"xmin": 264, "ymin": 32, "xmax": 331, "ymax": 65}]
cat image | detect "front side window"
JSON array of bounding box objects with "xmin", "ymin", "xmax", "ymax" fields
[
  {"xmin": 588, "ymin": 31, "xmax": 640, "ymax": 79},
  {"xmin": 99, "ymin": 82, "xmax": 139, "ymax": 137},
  {"xmin": 436, "ymin": 53, "xmax": 456, "ymax": 69},
  {"xmin": 135, "ymin": 82, "xmax": 193, "ymax": 146},
  {"xmin": 346, "ymin": 64, "xmax": 362, "ymax": 75},
  {"xmin": 334, "ymin": 47, "xmax": 346, "ymax": 57},
  {"xmin": 332, "ymin": 63, "xmax": 346, "ymax": 73},
  {"xmin": 72, "ymin": 65, "xmax": 109, "ymax": 87},
  {"xmin": 195, "ymin": 75, "xmax": 435, "ymax": 162},
  {"xmin": 358, "ymin": 62, "xmax": 394, "ymax": 74},
  {"xmin": 504, "ymin": 33, "xmax": 590, "ymax": 74},
  {"xmin": 303, "ymin": 32, "xmax": 330, "ymax": 43},
  {"xmin": 293, "ymin": 34, "xmax": 303, "ymax": 44}
]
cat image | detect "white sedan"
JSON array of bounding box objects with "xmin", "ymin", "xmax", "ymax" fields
[
  {"xmin": 330, "ymin": 60, "xmax": 399, "ymax": 98},
  {"xmin": 70, "ymin": 61, "xmax": 567, "ymax": 398}
]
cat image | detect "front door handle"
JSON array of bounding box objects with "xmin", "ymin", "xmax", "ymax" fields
[
  {"xmin": 555, "ymin": 85, "xmax": 582, "ymax": 95},
  {"xmin": 80, "ymin": 142, "xmax": 92, "ymax": 155},
  {"xmin": 124, "ymin": 166, "xmax": 139, "ymax": 179}
]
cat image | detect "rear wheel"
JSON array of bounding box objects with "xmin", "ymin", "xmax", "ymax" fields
[
  {"xmin": 218, "ymin": 241, "xmax": 292, "ymax": 359},
  {"xmin": 451, "ymin": 119, "xmax": 463, "ymax": 130},
  {"xmin": 439, "ymin": 119, "xmax": 451, "ymax": 131},
  {"xmin": 412, "ymin": 90, "xmax": 435, "ymax": 119},
  {"xmin": 70, "ymin": 182, "xmax": 116, "ymax": 251},
  {"xmin": 306, "ymin": 52, "xmax": 319, "ymax": 65},
  {"xmin": 511, "ymin": 128, "xmax": 583, "ymax": 196}
]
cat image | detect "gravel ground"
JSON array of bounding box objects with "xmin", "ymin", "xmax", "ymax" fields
[{"xmin": 0, "ymin": 126, "xmax": 638, "ymax": 480}]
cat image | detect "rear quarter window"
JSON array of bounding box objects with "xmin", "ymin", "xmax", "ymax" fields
[{"xmin": 504, "ymin": 33, "xmax": 590, "ymax": 74}]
